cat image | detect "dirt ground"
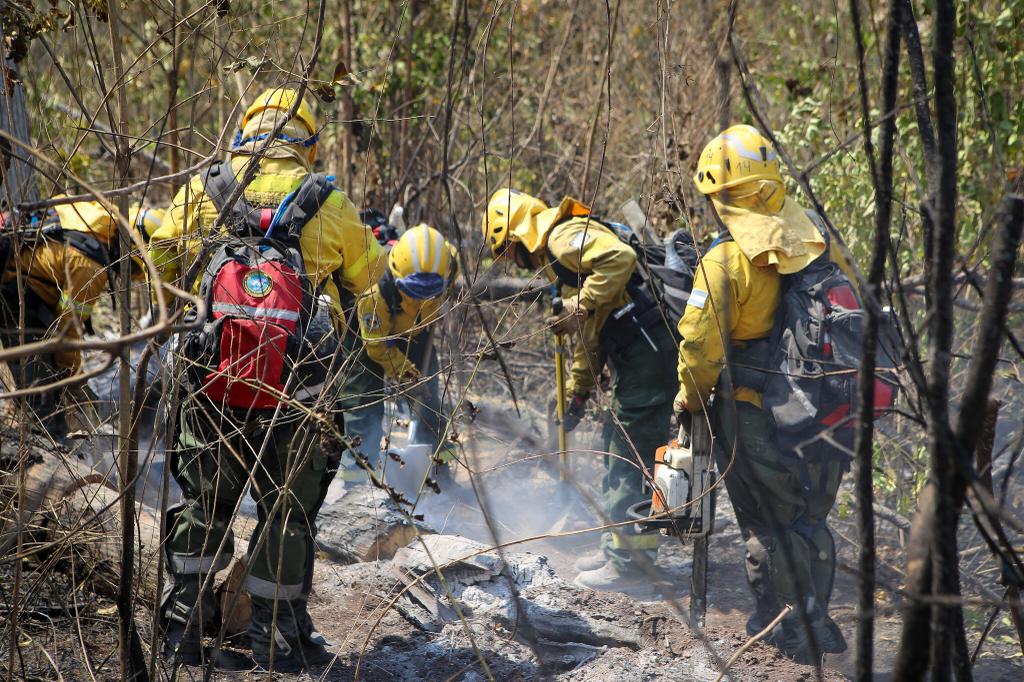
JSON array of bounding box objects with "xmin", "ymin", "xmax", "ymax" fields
[{"xmin": 4, "ymin": 397, "xmax": 1024, "ymax": 680}]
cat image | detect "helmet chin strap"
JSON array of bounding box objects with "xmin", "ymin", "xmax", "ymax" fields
[{"xmin": 512, "ymin": 242, "xmax": 533, "ymax": 269}]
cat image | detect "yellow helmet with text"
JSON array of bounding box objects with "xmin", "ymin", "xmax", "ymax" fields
[{"xmin": 693, "ymin": 124, "xmax": 783, "ymax": 196}]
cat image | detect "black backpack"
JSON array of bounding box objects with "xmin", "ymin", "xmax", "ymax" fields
[
  {"xmin": 545, "ymin": 217, "xmax": 699, "ymax": 347},
  {"xmin": 179, "ymin": 161, "xmax": 341, "ymax": 409},
  {"xmin": 728, "ymin": 213, "xmax": 901, "ymax": 448},
  {"xmin": 606, "ymin": 221, "xmax": 700, "ymax": 324}
]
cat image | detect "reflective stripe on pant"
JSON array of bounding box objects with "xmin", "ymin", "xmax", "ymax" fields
[
  {"xmin": 711, "ymin": 399, "xmax": 846, "ymax": 620},
  {"xmin": 163, "ymin": 398, "xmax": 329, "ymax": 621},
  {"xmin": 600, "ymin": 325, "xmax": 678, "ymax": 571}
]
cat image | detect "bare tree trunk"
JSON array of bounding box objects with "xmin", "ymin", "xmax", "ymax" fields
[
  {"xmin": 0, "ymin": 58, "xmax": 39, "ymax": 207},
  {"xmin": 104, "ymin": 4, "xmax": 147, "ymax": 679},
  {"xmin": 849, "ymin": 0, "xmax": 901, "ymax": 677},
  {"xmin": 925, "ymin": 3, "xmax": 967, "ymax": 678},
  {"xmin": 339, "ymin": 0, "xmax": 354, "ymax": 195}
]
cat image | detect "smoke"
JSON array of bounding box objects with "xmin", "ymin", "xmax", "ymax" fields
[{"xmin": 405, "ymin": 397, "xmax": 607, "ymax": 568}]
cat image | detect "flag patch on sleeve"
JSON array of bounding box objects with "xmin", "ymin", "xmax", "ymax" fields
[
  {"xmin": 569, "ymin": 231, "xmax": 594, "ymax": 250},
  {"xmin": 687, "ymin": 289, "xmax": 708, "ymax": 309}
]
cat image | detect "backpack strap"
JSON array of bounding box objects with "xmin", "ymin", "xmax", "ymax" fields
[
  {"xmin": 545, "ymin": 247, "xmax": 586, "ymax": 290},
  {"xmin": 61, "ymin": 229, "xmax": 111, "ymax": 268},
  {"xmin": 329, "ymin": 268, "xmax": 360, "ymax": 333},
  {"xmin": 265, "ymin": 172, "xmax": 336, "ymax": 243},
  {"xmin": 804, "ymin": 209, "xmax": 831, "ymax": 249},
  {"xmin": 377, "ymin": 268, "xmax": 404, "ymax": 318},
  {"xmin": 202, "ymin": 161, "xmax": 266, "ymax": 236}
]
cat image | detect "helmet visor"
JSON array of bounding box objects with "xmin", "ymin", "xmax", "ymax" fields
[{"xmin": 395, "ymin": 272, "xmax": 447, "ymax": 300}]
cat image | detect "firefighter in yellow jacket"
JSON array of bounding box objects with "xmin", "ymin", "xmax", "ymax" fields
[
  {"xmin": 482, "ymin": 189, "xmax": 678, "ymax": 597},
  {"xmin": 677, "ymin": 125, "xmax": 851, "ymax": 662},
  {"xmin": 342, "ymin": 224, "xmax": 460, "ymax": 484},
  {"xmin": 0, "ymin": 200, "xmax": 160, "ymax": 432},
  {"xmin": 149, "ymin": 88, "xmax": 385, "ymax": 672}
]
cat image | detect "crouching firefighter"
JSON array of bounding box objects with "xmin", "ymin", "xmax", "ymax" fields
[
  {"xmin": 677, "ymin": 125, "xmax": 897, "ymax": 663},
  {"xmin": 482, "ymin": 189, "xmax": 679, "ymax": 597},
  {"xmin": 339, "ymin": 224, "xmax": 461, "ymax": 486},
  {"xmin": 0, "ymin": 200, "xmax": 159, "ymax": 436},
  {"xmin": 149, "ymin": 87, "xmax": 385, "ymax": 672}
]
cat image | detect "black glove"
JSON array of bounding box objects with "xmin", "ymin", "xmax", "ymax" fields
[
  {"xmin": 563, "ymin": 393, "xmax": 588, "ymax": 432},
  {"xmin": 675, "ymin": 409, "xmax": 692, "ymax": 440}
]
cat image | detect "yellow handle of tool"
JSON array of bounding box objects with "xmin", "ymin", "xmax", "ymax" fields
[{"xmin": 554, "ymin": 333, "xmax": 568, "ymax": 480}]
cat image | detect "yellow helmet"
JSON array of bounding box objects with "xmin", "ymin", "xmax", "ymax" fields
[
  {"xmin": 388, "ymin": 224, "xmax": 458, "ymax": 300},
  {"xmin": 693, "ymin": 124, "xmax": 783, "ymax": 195},
  {"xmin": 128, "ymin": 204, "xmax": 165, "ymax": 243},
  {"xmin": 481, "ymin": 188, "xmax": 548, "ymax": 258},
  {"xmin": 239, "ymin": 88, "xmax": 319, "ymax": 163},
  {"xmin": 242, "ymin": 88, "xmax": 317, "ymax": 137}
]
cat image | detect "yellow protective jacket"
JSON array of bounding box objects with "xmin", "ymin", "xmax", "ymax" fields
[
  {"xmin": 1, "ymin": 202, "xmax": 120, "ymax": 372},
  {"xmin": 543, "ymin": 216, "xmax": 636, "ymax": 396},
  {"xmin": 676, "ymin": 240, "xmax": 779, "ymax": 410},
  {"xmin": 676, "ymin": 237, "xmax": 859, "ymax": 411},
  {"xmin": 356, "ymin": 260, "xmax": 457, "ymax": 380},
  {"xmin": 149, "ymin": 156, "xmax": 385, "ymax": 324}
]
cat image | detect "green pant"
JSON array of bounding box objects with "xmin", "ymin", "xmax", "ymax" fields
[
  {"xmin": 712, "ymin": 399, "xmax": 847, "ymax": 623},
  {"xmin": 161, "ymin": 398, "xmax": 337, "ymax": 626},
  {"xmin": 599, "ymin": 325, "xmax": 678, "ymax": 571}
]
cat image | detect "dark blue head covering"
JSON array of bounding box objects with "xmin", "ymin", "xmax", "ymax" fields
[{"xmin": 395, "ymin": 272, "xmax": 446, "ymax": 300}]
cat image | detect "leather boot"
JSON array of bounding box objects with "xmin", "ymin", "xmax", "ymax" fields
[
  {"xmin": 815, "ymin": 614, "xmax": 848, "ymax": 654},
  {"xmin": 162, "ymin": 620, "xmax": 204, "ymax": 667},
  {"xmin": 159, "ymin": 574, "xmax": 205, "ymax": 665},
  {"xmin": 777, "ymin": 602, "xmax": 845, "ymax": 664},
  {"xmin": 573, "ymin": 562, "xmax": 671, "ymax": 600},
  {"xmin": 573, "ymin": 549, "xmax": 608, "ymax": 573}
]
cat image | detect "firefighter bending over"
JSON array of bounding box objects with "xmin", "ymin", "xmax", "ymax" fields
[
  {"xmin": 342, "ymin": 224, "xmax": 461, "ymax": 485},
  {"xmin": 0, "ymin": 201, "xmax": 159, "ymax": 435},
  {"xmin": 482, "ymin": 189, "xmax": 678, "ymax": 597}
]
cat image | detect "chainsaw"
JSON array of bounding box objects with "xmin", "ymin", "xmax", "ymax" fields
[
  {"xmin": 628, "ymin": 417, "xmax": 716, "ymax": 626},
  {"xmin": 629, "ymin": 424, "xmax": 715, "ymax": 537}
]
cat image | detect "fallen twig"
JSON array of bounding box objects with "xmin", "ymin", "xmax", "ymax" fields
[{"xmin": 714, "ymin": 605, "xmax": 793, "ymax": 682}]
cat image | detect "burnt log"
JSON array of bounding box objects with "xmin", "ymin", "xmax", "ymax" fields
[
  {"xmin": 315, "ymin": 485, "xmax": 436, "ymax": 564},
  {"xmin": 455, "ymin": 276, "xmax": 545, "ymax": 303},
  {"xmin": 0, "ymin": 439, "xmax": 250, "ymax": 633}
]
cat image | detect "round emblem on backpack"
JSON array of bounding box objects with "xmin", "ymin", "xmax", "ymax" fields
[{"xmin": 243, "ymin": 270, "xmax": 274, "ymax": 297}]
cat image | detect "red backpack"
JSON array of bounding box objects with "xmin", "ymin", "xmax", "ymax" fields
[{"xmin": 181, "ymin": 162, "xmax": 337, "ymax": 410}]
